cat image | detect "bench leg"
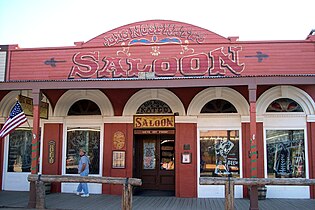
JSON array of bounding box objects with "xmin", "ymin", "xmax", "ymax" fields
[
  {"xmin": 249, "ymin": 185, "xmax": 259, "ymax": 210},
  {"xmin": 35, "ymin": 181, "xmax": 46, "ymax": 209}
]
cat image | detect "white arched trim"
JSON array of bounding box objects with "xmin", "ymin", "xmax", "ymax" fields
[
  {"xmin": 0, "ymin": 90, "xmax": 53, "ymax": 118},
  {"xmin": 256, "ymin": 86, "xmax": 315, "ymax": 115},
  {"xmin": 187, "ymin": 87, "xmax": 249, "ymax": 116},
  {"xmin": 54, "ymin": 90, "xmax": 114, "ymax": 117},
  {"xmin": 123, "ymin": 89, "xmax": 185, "ymax": 116}
]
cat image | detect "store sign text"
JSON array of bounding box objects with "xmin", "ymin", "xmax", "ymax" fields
[
  {"xmin": 134, "ymin": 115, "xmax": 175, "ymax": 129},
  {"xmin": 69, "ymin": 46, "xmax": 244, "ymax": 79}
]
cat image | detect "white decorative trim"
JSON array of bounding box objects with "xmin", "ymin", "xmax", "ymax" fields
[
  {"xmin": 241, "ymin": 116, "xmax": 250, "ymax": 123},
  {"xmin": 54, "ymin": 90, "xmax": 114, "ymax": 117},
  {"xmin": 122, "ymin": 89, "xmax": 185, "ymax": 116},
  {"xmin": 103, "ymin": 116, "xmax": 133, "ymax": 123},
  {"xmin": 197, "ymin": 116, "xmax": 241, "ymax": 129},
  {"xmin": 256, "ymin": 115, "xmax": 264, "ymax": 122},
  {"xmin": 264, "ymin": 113, "xmax": 306, "ymax": 118},
  {"xmin": 41, "ymin": 116, "xmax": 65, "ymax": 123},
  {"xmin": 64, "ymin": 115, "xmax": 103, "ymax": 124},
  {"xmin": 175, "ymin": 116, "xmax": 197, "ymax": 123},
  {"xmin": 256, "ymin": 86, "xmax": 315, "ymax": 115},
  {"xmin": 187, "ymin": 87, "xmax": 249, "ymax": 116},
  {"xmin": 307, "ymin": 115, "xmax": 315, "ymax": 122},
  {"xmin": 263, "ymin": 117, "xmax": 306, "ymax": 128}
]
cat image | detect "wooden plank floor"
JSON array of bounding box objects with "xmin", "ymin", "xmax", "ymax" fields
[{"xmin": 0, "ymin": 191, "xmax": 314, "ymax": 210}]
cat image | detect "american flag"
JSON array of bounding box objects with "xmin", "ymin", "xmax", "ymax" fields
[{"xmin": 0, "ymin": 101, "xmax": 27, "ymax": 138}]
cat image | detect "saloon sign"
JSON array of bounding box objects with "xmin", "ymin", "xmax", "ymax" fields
[
  {"xmin": 68, "ymin": 22, "xmax": 245, "ymax": 79},
  {"xmin": 69, "ymin": 46, "xmax": 244, "ymax": 79},
  {"xmin": 134, "ymin": 115, "xmax": 175, "ymax": 129}
]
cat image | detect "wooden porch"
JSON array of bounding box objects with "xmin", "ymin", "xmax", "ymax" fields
[{"xmin": 0, "ymin": 191, "xmax": 314, "ymax": 210}]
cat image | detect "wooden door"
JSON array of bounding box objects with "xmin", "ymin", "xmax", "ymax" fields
[{"xmin": 134, "ymin": 134, "xmax": 175, "ymax": 191}]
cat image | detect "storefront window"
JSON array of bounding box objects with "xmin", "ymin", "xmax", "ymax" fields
[
  {"xmin": 66, "ymin": 127, "xmax": 100, "ymax": 174},
  {"xmin": 200, "ymin": 130, "xmax": 240, "ymax": 177},
  {"xmin": 266, "ymin": 130, "xmax": 305, "ymax": 178},
  {"xmin": 7, "ymin": 128, "xmax": 32, "ymax": 172}
]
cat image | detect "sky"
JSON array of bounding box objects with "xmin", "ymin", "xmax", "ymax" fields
[{"xmin": 0, "ymin": 0, "xmax": 314, "ymax": 48}]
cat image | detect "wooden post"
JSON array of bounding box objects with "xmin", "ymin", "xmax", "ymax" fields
[
  {"xmin": 35, "ymin": 180, "xmax": 46, "ymax": 209},
  {"xmin": 28, "ymin": 89, "xmax": 41, "ymax": 208},
  {"xmin": 248, "ymin": 85, "xmax": 259, "ymax": 210},
  {"xmin": 225, "ymin": 179, "xmax": 234, "ymax": 210},
  {"xmin": 249, "ymin": 185, "xmax": 259, "ymax": 210},
  {"xmin": 122, "ymin": 178, "xmax": 132, "ymax": 210}
]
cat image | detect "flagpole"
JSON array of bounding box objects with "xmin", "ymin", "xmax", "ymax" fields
[{"xmin": 26, "ymin": 120, "xmax": 36, "ymax": 140}]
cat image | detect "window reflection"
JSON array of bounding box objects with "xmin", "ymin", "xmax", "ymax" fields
[
  {"xmin": 200, "ymin": 130, "xmax": 240, "ymax": 177},
  {"xmin": 66, "ymin": 127, "xmax": 100, "ymax": 174},
  {"xmin": 266, "ymin": 130, "xmax": 305, "ymax": 178},
  {"xmin": 266, "ymin": 98, "xmax": 303, "ymax": 112},
  {"xmin": 160, "ymin": 139, "xmax": 174, "ymax": 170},
  {"xmin": 7, "ymin": 128, "xmax": 32, "ymax": 172},
  {"xmin": 143, "ymin": 140, "xmax": 156, "ymax": 169}
]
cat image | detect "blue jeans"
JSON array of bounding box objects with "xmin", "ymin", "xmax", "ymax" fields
[{"xmin": 77, "ymin": 171, "xmax": 89, "ymax": 195}]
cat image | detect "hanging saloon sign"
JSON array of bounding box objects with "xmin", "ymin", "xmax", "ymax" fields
[
  {"xmin": 18, "ymin": 95, "xmax": 49, "ymax": 119},
  {"xmin": 133, "ymin": 115, "xmax": 175, "ymax": 129}
]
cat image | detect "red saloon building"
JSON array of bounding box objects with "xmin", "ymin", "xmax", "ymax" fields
[{"xmin": 1, "ymin": 20, "xmax": 315, "ymax": 199}]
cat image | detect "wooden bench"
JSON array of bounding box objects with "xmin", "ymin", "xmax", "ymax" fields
[
  {"xmin": 199, "ymin": 177, "xmax": 315, "ymax": 210},
  {"xmin": 28, "ymin": 174, "xmax": 142, "ymax": 210}
]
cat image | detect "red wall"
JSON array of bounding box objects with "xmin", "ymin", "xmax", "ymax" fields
[
  {"xmin": 242, "ymin": 122, "xmax": 264, "ymax": 197},
  {"xmin": 102, "ymin": 123, "xmax": 133, "ymax": 195},
  {"xmin": 175, "ymin": 123, "xmax": 197, "ymax": 197},
  {"xmin": 102, "ymin": 122, "xmax": 197, "ymax": 197},
  {"xmin": 42, "ymin": 123, "xmax": 63, "ymax": 192}
]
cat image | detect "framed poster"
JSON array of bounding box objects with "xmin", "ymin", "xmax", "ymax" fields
[
  {"xmin": 181, "ymin": 152, "xmax": 191, "ymax": 164},
  {"xmin": 112, "ymin": 151, "xmax": 125, "ymax": 168}
]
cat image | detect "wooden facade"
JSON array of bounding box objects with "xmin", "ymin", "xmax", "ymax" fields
[{"xmin": 0, "ymin": 20, "xmax": 315, "ymax": 199}]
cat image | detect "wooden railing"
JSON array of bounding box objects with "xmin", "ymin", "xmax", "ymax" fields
[
  {"xmin": 199, "ymin": 177, "xmax": 315, "ymax": 210},
  {"xmin": 28, "ymin": 174, "xmax": 142, "ymax": 210}
]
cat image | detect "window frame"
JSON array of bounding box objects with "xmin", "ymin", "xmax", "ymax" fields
[
  {"xmin": 199, "ymin": 129, "xmax": 241, "ymax": 178},
  {"xmin": 263, "ymin": 127, "xmax": 309, "ymax": 179},
  {"xmin": 63, "ymin": 126, "xmax": 101, "ymax": 175},
  {"xmin": 62, "ymin": 117, "xmax": 104, "ymax": 177}
]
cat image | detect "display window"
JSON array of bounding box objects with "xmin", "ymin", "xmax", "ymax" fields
[
  {"xmin": 7, "ymin": 128, "xmax": 32, "ymax": 172},
  {"xmin": 200, "ymin": 130, "xmax": 240, "ymax": 177},
  {"xmin": 66, "ymin": 127, "xmax": 100, "ymax": 174},
  {"xmin": 266, "ymin": 129, "xmax": 305, "ymax": 178}
]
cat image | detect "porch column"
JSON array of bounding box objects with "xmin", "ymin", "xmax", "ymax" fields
[
  {"xmin": 28, "ymin": 89, "xmax": 41, "ymax": 208},
  {"xmin": 248, "ymin": 84, "xmax": 259, "ymax": 210}
]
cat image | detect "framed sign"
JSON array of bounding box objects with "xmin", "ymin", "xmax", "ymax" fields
[
  {"xmin": 113, "ymin": 131, "xmax": 125, "ymax": 150},
  {"xmin": 133, "ymin": 115, "xmax": 175, "ymax": 129},
  {"xmin": 181, "ymin": 152, "xmax": 191, "ymax": 164},
  {"xmin": 112, "ymin": 151, "xmax": 125, "ymax": 168},
  {"xmin": 18, "ymin": 95, "xmax": 49, "ymax": 119},
  {"xmin": 48, "ymin": 140, "xmax": 56, "ymax": 164}
]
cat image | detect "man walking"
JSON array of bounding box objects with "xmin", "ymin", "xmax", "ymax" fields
[{"xmin": 76, "ymin": 149, "xmax": 90, "ymax": 197}]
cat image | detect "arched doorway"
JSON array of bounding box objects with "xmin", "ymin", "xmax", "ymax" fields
[{"xmin": 132, "ymin": 98, "xmax": 177, "ymax": 195}]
